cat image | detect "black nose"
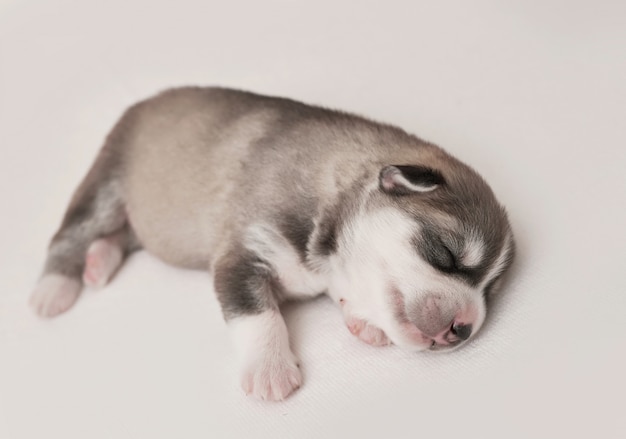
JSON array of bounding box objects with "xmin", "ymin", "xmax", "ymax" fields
[{"xmin": 451, "ymin": 323, "xmax": 472, "ymax": 341}]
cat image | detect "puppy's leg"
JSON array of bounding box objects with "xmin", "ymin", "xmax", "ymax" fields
[
  {"xmin": 30, "ymin": 139, "xmax": 140, "ymax": 317},
  {"xmin": 229, "ymin": 309, "xmax": 302, "ymax": 401},
  {"xmin": 215, "ymin": 248, "xmax": 301, "ymax": 401}
]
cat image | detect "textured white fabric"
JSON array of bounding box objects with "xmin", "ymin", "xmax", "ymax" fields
[{"xmin": 1, "ymin": 1, "xmax": 625, "ymax": 438}]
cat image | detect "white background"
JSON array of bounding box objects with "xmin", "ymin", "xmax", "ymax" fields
[{"xmin": 1, "ymin": 1, "xmax": 625, "ymax": 438}]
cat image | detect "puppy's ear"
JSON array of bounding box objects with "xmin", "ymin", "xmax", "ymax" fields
[{"xmin": 379, "ymin": 165, "xmax": 445, "ymax": 195}]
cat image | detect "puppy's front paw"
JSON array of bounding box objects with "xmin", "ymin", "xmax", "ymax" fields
[
  {"xmin": 229, "ymin": 309, "xmax": 302, "ymax": 401},
  {"xmin": 240, "ymin": 354, "xmax": 302, "ymax": 401},
  {"xmin": 345, "ymin": 316, "xmax": 391, "ymax": 347},
  {"xmin": 339, "ymin": 298, "xmax": 390, "ymax": 346},
  {"xmin": 29, "ymin": 274, "xmax": 81, "ymax": 317}
]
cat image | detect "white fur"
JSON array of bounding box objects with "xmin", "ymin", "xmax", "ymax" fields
[
  {"xmin": 480, "ymin": 231, "xmax": 514, "ymax": 291},
  {"xmin": 328, "ymin": 207, "xmax": 486, "ymax": 351},
  {"xmin": 462, "ymin": 236, "xmax": 485, "ymax": 267},
  {"xmin": 29, "ymin": 274, "xmax": 82, "ymax": 317},
  {"xmin": 243, "ymin": 223, "xmax": 328, "ymax": 299},
  {"xmin": 328, "ymin": 208, "xmax": 420, "ymax": 345},
  {"xmin": 229, "ymin": 309, "xmax": 301, "ymax": 401}
]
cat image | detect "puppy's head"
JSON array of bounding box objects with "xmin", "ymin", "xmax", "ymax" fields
[{"xmin": 337, "ymin": 147, "xmax": 514, "ymax": 352}]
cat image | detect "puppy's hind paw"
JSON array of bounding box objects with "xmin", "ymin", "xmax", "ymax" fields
[
  {"xmin": 29, "ymin": 274, "xmax": 81, "ymax": 318},
  {"xmin": 82, "ymin": 238, "xmax": 123, "ymax": 288}
]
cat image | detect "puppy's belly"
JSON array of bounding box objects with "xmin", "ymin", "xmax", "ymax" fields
[
  {"xmin": 114, "ymin": 97, "xmax": 272, "ymax": 270},
  {"xmin": 126, "ymin": 196, "xmax": 216, "ymax": 269},
  {"xmin": 122, "ymin": 161, "xmax": 230, "ymax": 270}
]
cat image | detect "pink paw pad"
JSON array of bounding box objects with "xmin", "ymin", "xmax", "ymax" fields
[
  {"xmin": 345, "ymin": 316, "xmax": 391, "ymax": 347},
  {"xmin": 82, "ymin": 239, "xmax": 123, "ymax": 288}
]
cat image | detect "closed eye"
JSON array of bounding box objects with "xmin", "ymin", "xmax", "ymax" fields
[
  {"xmin": 431, "ymin": 245, "xmax": 458, "ymax": 272},
  {"xmin": 413, "ymin": 229, "xmax": 465, "ymax": 275}
]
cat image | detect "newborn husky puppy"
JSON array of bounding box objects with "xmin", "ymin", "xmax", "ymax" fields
[{"xmin": 30, "ymin": 87, "xmax": 514, "ymax": 400}]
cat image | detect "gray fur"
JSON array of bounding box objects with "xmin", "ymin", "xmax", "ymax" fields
[
  {"xmin": 44, "ymin": 134, "xmax": 139, "ymax": 279},
  {"xmin": 40, "ymin": 86, "xmax": 513, "ymax": 322}
]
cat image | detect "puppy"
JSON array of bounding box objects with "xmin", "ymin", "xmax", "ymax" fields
[{"xmin": 29, "ymin": 87, "xmax": 515, "ymax": 400}]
